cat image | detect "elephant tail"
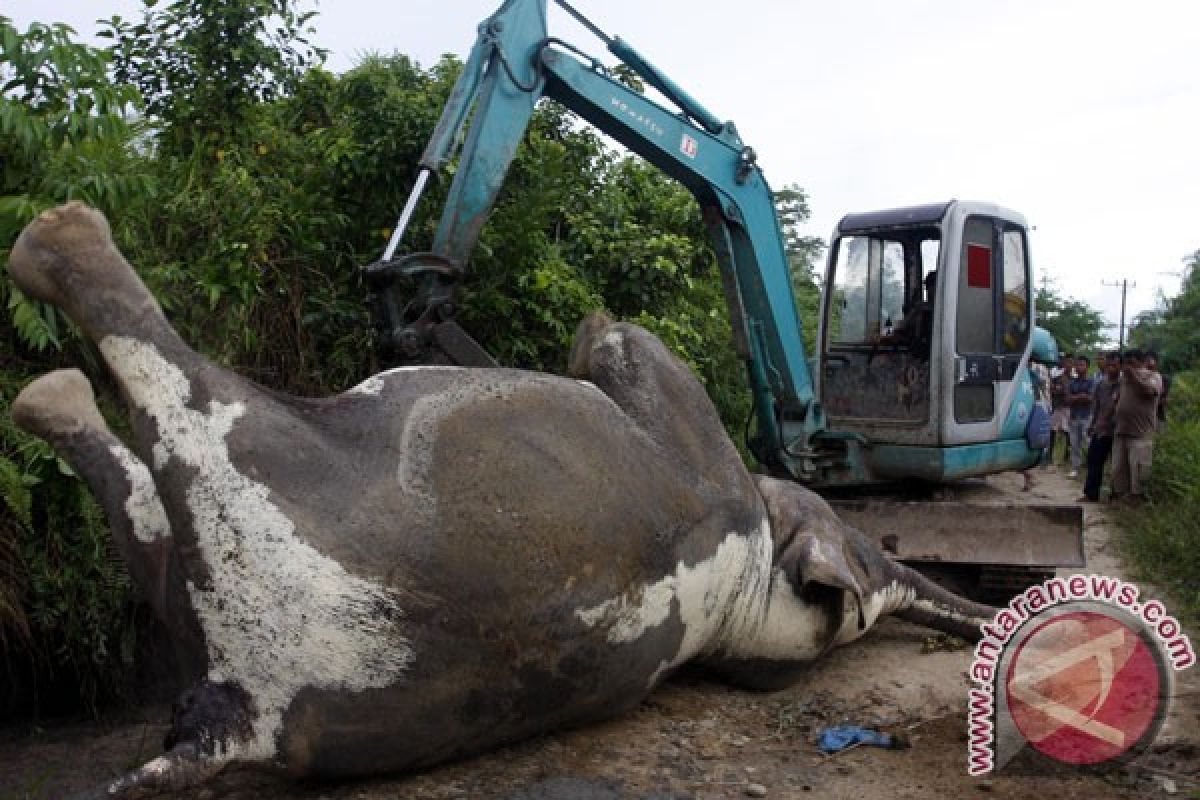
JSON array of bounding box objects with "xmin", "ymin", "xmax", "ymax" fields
[{"xmin": 66, "ymin": 743, "xmax": 228, "ymax": 800}]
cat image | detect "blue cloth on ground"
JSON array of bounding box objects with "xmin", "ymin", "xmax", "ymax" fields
[{"xmin": 817, "ymin": 724, "xmax": 894, "ymax": 753}]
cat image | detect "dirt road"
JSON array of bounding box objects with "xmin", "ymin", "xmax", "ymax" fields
[{"xmin": 2, "ymin": 466, "xmax": 1197, "ymax": 799}]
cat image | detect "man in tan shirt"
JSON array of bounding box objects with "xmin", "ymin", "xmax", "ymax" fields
[{"xmin": 1111, "ymin": 349, "xmax": 1163, "ymax": 504}]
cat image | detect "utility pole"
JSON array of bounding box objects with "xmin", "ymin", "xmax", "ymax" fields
[{"xmin": 1102, "ymin": 279, "xmax": 1136, "ymax": 352}]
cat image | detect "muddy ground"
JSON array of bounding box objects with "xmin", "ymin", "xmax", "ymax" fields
[{"xmin": 2, "ymin": 466, "xmax": 1197, "ymax": 799}]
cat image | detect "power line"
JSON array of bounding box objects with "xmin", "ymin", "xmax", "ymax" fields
[{"xmin": 1101, "ymin": 279, "xmax": 1136, "ymax": 351}]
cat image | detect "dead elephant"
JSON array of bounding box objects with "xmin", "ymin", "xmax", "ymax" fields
[{"xmin": 7, "ymin": 203, "xmax": 993, "ymax": 797}]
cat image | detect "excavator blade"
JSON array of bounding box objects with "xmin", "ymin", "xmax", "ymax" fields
[{"xmin": 829, "ymin": 499, "xmax": 1085, "ymax": 600}]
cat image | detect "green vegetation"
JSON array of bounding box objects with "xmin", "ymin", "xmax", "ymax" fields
[
  {"xmin": 1122, "ymin": 251, "xmax": 1200, "ymax": 623},
  {"xmin": 1130, "ymin": 249, "xmax": 1200, "ymax": 371},
  {"xmin": 1035, "ymin": 280, "xmax": 1107, "ymax": 356},
  {"xmin": 0, "ymin": 3, "xmax": 821, "ymax": 714},
  {"xmin": 1119, "ymin": 371, "xmax": 1200, "ymax": 622}
]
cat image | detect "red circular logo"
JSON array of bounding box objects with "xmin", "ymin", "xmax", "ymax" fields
[{"xmin": 1005, "ymin": 609, "xmax": 1166, "ymax": 765}]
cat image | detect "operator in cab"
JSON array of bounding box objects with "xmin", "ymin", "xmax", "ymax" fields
[{"xmin": 879, "ymin": 269, "xmax": 937, "ymax": 357}]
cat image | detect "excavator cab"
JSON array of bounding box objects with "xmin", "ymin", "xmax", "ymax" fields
[
  {"xmin": 816, "ymin": 201, "xmax": 1083, "ymax": 591},
  {"xmin": 817, "ymin": 201, "xmax": 1043, "ymax": 483}
]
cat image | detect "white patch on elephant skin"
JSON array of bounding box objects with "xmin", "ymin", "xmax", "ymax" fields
[
  {"xmin": 716, "ymin": 574, "xmax": 920, "ymax": 662},
  {"xmin": 348, "ymin": 375, "xmax": 386, "ymax": 396},
  {"xmin": 391, "ymin": 393, "xmax": 445, "ymax": 525},
  {"xmin": 722, "ymin": 569, "xmax": 834, "ymax": 661},
  {"xmin": 152, "ymin": 441, "xmax": 170, "ymax": 471},
  {"xmin": 601, "ymin": 329, "xmax": 626, "ymax": 350},
  {"xmin": 99, "ymin": 335, "xmax": 413, "ymax": 762},
  {"xmin": 110, "ymin": 444, "xmax": 171, "ymax": 543},
  {"xmin": 833, "ymin": 579, "xmax": 916, "ymax": 646},
  {"xmin": 575, "ymin": 517, "xmax": 774, "ymax": 686},
  {"xmin": 573, "ymin": 378, "xmax": 606, "ymax": 395},
  {"xmin": 574, "ymin": 580, "xmax": 675, "ymax": 641},
  {"xmin": 908, "ymin": 594, "xmax": 980, "ymax": 631},
  {"xmin": 139, "ymin": 755, "xmax": 174, "ymax": 777},
  {"xmin": 346, "ymin": 366, "xmax": 465, "ymax": 397}
]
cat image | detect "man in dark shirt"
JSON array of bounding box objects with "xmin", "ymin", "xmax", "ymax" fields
[
  {"xmin": 1111, "ymin": 349, "xmax": 1163, "ymax": 505},
  {"xmin": 1080, "ymin": 352, "xmax": 1120, "ymax": 502},
  {"xmin": 1065, "ymin": 355, "xmax": 1094, "ymax": 478}
]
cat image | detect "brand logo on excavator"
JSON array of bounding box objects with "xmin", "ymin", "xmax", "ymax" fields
[
  {"xmin": 680, "ymin": 133, "xmax": 698, "ymax": 159},
  {"xmin": 609, "ymin": 97, "xmax": 664, "ymax": 137},
  {"xmin": 966, "ymin": 574, "xmax": 1194, "ymax": 775}
]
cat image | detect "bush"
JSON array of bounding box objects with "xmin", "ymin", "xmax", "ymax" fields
[{"xmin": 1121, "ymin": 370, "xmax": 1200, "ymax": 621}]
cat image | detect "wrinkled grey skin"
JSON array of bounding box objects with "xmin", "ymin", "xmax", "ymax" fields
[{"xmin": 8, "ymin": 203, "xmax": 994, "ymax": 798}]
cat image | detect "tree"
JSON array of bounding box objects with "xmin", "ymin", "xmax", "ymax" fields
[
  {"xmin": 101, "ymin": 0, "xmax": 325, "ymax": 153},
  {"xmin": 1, "ymin": 15, "xmax": 146, "ymax": 350},
  {"xmin": 1130, "ymin": 249, "xmax": 1200, "ymax": 371},
  {"xmin": 773, "ymin": 183, "xmax": 825, "ymax": 354},
  {"xmin": 1034, "ymin": 282, "xmax": 1107, "ymax": 356}
]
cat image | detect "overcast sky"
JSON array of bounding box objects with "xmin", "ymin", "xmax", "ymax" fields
[{"xmin": 10, "ymin": 1, "xmax": 1198, "ymax": 342}]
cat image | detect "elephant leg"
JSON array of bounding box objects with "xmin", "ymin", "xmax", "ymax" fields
[
  {"xmin": 12, "ymin": 369, "xmax": 203, "ymax": 669},
  {"xmin": 567, "ymin": 312, "xmax": 752, "ymax": 495}
]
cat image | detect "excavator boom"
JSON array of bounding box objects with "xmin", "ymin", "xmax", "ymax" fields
[{"xmin": 366, "ymin": 0, "xmax": 821, "ymax": 478}]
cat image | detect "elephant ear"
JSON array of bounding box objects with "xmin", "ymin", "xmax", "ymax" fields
[
  {"xmin": 788, "ymin": 531, "xmax": 868, "ymax": 605},
  {"xmin": 754, "ymin": 476, "xmax": 876, "ymax": 631},
  {"xmin": 780, "ymin": 526, "xmax": 872, "ymax": 631}
]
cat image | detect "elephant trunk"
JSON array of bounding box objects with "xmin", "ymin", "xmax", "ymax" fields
[{"xmin": 879, "ymin": 557, "xmax": 997, "ymax": 641}]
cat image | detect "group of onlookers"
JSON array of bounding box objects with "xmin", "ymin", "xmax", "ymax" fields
[{"xmin": 1042, "ymin": 349, "xmax": 1168, "ymax": 505}]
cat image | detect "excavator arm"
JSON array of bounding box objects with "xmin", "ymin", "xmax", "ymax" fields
[
  {"xmin": 365, "ymin": 0, "xmax": 827, "ymax": 478},
  {"xmin": 366, "ymin": 0, "xmax": 1086, "ymax": 597}
]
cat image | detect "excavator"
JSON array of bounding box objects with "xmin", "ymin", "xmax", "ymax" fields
[{"xmin": 364, "ymin": 0, "xmax": 1083, "ymax": 596}]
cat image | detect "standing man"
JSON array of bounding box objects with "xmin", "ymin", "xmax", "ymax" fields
[
  {"xmin": 1065, "ymin": 355, "xmax": 1095, "ymax": 478},
  {"xmin": 1111, "ymin": 349, "xmax": 1163, "ymax": 506},
  {"xmin": 1080, "ymin": 352, "xmax": 1120, "ymax": 502},
  {"xmin": 1145, "ymin": 350, "xmax": 1170, "ymax": 430},
  {"xmin": 1048, "ymin": 352, "xmax": 1072, "ymax": 465}
]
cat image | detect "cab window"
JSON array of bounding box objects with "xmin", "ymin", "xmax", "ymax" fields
[{"xmin": 828, "ymin": 231, "xmax": 939, "ymax": 345}]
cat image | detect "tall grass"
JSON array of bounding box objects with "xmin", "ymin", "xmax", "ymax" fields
[{"xmin": 1120, "ymin": 370, "xmax": 1200, "ymax": 622}]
